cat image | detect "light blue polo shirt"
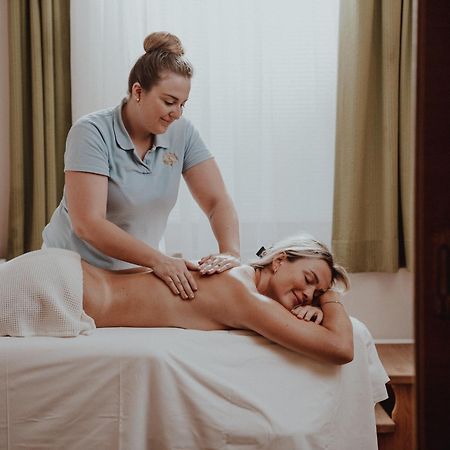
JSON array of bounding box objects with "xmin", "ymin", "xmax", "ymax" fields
[{"xmin": 42, "ymin": 99, "xmax": 213, "ymax": 269}]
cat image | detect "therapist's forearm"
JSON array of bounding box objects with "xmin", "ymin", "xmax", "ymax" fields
[
  {"xmin": 208, "ymin": 197, "xmax": 240, "ymax": 257},
  {"xmin": 74, "ymin": 217, "xmax": 164, "ymax": 268}
]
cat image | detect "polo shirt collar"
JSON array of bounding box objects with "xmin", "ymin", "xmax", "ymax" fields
[
  {"xmin": 113, "ymin": 98, "xmax": 170, "ymax": 151},
  {"xmin": 154, "ymin": 131, "xmax": 170, "ymax": 150}
]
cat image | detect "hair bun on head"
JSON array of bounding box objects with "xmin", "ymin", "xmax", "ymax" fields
[
  {"xmin": 128, "ymin": 31, "xmax": 193, "ymax": 93},
  {"xmin": 143, "ymin": 31, "xmax": 184, "ymax": 56}
]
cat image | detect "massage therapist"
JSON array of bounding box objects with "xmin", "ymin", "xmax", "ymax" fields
[{"xmin": 42, "ymin": 32, "xmax": 240, "ymax": 300}]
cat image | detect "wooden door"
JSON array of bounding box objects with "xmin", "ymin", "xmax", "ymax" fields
[{"xmin": 415, "ymin": 1, "xmax": 450, "ymax": 449}]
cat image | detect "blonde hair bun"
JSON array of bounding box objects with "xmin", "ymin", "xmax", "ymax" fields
[{"xmin": 143, "ymin": 32, "xmax": 184, "ymax": 56}]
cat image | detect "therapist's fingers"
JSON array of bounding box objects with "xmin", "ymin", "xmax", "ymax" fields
[
  {"xmin": 163, "ymin": 275, "xmax": 183, "ymax": 297},
  {"xmin": 166, "ymin": 274, "xmax": 194, "ymax": 300},
  {"xmin": 198, "ymin": 255, "xmax": 215, "ymax": 270},
  {"xmin": 172, "ymin": 276, "xmax": 190, "ymax": 300},
  {"xmin": 199, "ymin": 253, "xmax": 240, "ymax": 275},
  {"xmin": 201, "ymin": 257, "xmax": 226, "ymax": 274},
  {"xmin": 216, "ymin": 262, "xmax": 234, "ymax": 273},
  {"xmin": 179, "ymin": 271, "xmax": 198, "ymax": 300},
  {"xmin": 198, "ymin": 254, "xmax": 213, "ymax": 265},
  {"xmin": 153, "ymin": 256, "xmax": 197, "ymax": 299},
  {"xmin": 183, "ymin": 260, "xmax": 199, "ymax": 296}
]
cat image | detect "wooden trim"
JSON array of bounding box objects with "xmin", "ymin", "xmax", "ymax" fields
[
  {"xmin": 376, "ymin": 403, "xmax": 396, "ymax": 434},
  {"xmin": 376, "ymin": 344, "xmax": 415, "ymax": 384}
]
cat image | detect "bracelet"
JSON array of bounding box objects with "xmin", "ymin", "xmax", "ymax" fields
[{"xmin": 321, "ymin": 300, "xmax": 342, "ymax": 306}]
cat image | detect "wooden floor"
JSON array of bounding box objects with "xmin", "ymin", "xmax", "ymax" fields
[{"xmin": 375, "ymin": 344, "xmax": 415, "ymax": 450}]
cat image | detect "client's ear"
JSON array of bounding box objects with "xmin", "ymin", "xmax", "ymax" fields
[{"xmin": 272, "ymin": 252, "xmax": 287, "ymax": 273}]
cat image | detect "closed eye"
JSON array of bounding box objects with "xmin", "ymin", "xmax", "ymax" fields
[{"xmin": 313, "ymin": 288, "xmax": 327, "ymax": 299}]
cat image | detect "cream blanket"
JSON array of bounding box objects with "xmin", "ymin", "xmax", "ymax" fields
[{"xmin": 0, "ymin": 248, "xmax": 95, "ymax": 337}]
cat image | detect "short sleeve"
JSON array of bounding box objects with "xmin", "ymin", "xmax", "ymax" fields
[
  {"xmin": 64, "ymin": 121, "xmax": 110, "ymax": 176},
  {"xmin": 182, "ymin": 121, "xmax": 213, "ymax": 173}
]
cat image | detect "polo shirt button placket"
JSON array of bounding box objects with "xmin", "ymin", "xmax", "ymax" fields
[
  {"xmin": 142, "ymin": 160, "xmax": 152, "ymax": 174},
  {"xmin": 145, "ymin": 158, "xmax": 153, "ymax": 174},
  {"xmin": 143, "ymin": 145, "xmax": 158, "ymax": 173}
]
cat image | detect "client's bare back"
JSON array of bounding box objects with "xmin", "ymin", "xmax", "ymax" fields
[{"xmin": 82, "ymin": 262, "xmax": 252, "ymax": 330}]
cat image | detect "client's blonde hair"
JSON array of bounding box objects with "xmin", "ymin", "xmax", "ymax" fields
[{"xmin": 249, "ymin": 233, "xmax": 350, "ymax": 293}]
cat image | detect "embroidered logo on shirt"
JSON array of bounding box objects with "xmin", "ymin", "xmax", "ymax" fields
[{"xmin": 163, "ymin": 152, "xmax": 178, "ymax": 167}]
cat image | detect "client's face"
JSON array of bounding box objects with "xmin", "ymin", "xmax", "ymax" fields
[{"xmin": 268, "ymin": 257, "xmax": 332, "ymax": 311}]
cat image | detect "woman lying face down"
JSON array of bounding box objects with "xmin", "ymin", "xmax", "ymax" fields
[{"xmin": 0, "ymin": 234, "xmax": 353, "ymax": 365}]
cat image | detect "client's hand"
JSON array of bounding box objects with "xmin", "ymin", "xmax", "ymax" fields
[
  {"xmin": 290, "ymin": 305, "xmax": 324, "ymax": 324},
  {"xmin": 198, "ymin": 253, "xmax": 240, "ymax": 275}
]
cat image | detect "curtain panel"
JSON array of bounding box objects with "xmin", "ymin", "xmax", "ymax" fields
[
  {"xmin": 8, "ymin": 0, "xmax": 71, "ymax": 258},
  {"xmin": 332, "ymin": 0, "xmax": 415, "ymax": 272}
]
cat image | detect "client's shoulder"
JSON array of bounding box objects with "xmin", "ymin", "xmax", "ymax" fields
[
  {"xmin": 199, "ymin": 265, "xmax": 256, "ymax": 294},
  {"xmin": 225, "ymin": 265, "xmax": 256, "ymax": 289},
  {"xmin": 204, "ymin": 266, "xmax": 260, "ymax": 329}
]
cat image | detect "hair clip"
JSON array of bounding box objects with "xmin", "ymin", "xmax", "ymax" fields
[{"xmin": 256, "ymin": 246, "xmax": 266, "ymax": 258}]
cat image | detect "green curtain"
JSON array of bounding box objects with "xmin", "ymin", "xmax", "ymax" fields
[
  {"xmin": 8, "ymin": 0, "xmax": 71, "ymax": 259},
  {"xmin": 332, "ymin": 0, "xmax": 415, "ymax": 272}
]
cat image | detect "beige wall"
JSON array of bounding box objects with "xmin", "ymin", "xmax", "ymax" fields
[
  {"xmin": 0, "ymin": 0, "xmax": 414, "ymax": 340},
  {"xmin": 0, "ymin": 0, "xmax": 10, "ymax": 259},
  {"xmin": 345, "ymin": 270, "xmax": 414, "ymax": 341}
]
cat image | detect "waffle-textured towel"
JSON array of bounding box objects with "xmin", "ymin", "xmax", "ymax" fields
[{"xmin": 0, "ymin": 248, "xmax": 96, "ymax": 337}]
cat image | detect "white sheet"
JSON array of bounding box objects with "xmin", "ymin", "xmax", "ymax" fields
[{"xmin": 0, "ymin": 318, "xmax": 388, "ymax": 450}]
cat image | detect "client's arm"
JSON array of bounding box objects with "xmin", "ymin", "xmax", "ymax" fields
[{"xmin": 238, "ymin": 290, "xmax": 354, "ymax": 365}]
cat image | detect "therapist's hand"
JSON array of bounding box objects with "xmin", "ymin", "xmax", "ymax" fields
[
  {"xmin": 198, "ymin": 253, "xmax": 241, "ymax": 275},
  {"xmin": 152, "ymin": 255, "xmax": 199, "ymax": 300}
]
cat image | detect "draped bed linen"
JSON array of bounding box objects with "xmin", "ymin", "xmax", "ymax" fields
[{"xmin": 0, "ymin": 318, "xmax": 388, "ymax": 450}]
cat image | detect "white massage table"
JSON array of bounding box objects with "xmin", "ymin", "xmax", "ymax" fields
[{"xmin": 0, "ymin": 318, "xmax": 388, "ymax": 450}]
